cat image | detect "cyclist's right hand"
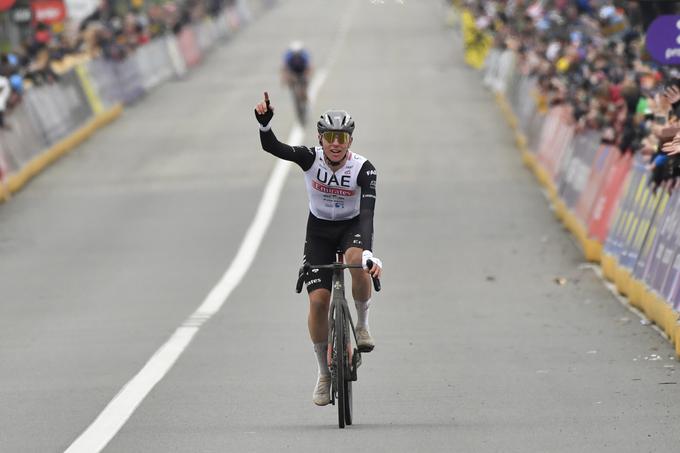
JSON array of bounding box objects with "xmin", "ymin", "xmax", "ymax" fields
[
  {"xmin": 254, "ymin": 91, "xmax": 274, "ymax": 128},
  {"xmin": 362, "ymin": 250, "xmax": 383, "ymax": 279}
]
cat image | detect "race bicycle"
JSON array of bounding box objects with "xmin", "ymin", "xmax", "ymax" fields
[
  {"xmin": 288, "ymin": 75, "xmax": 308, "ymax": 124},
  {"xmin": 296, "ymin": 253, "xmax": 381, "ymax": 428}
]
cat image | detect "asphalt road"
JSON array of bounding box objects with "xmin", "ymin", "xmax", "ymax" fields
[{"xmin": 2, "ymin": 1, "xmax": 680, "ymax": 451}]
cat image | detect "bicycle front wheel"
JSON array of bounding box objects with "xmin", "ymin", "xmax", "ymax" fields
[
  {"xmin": 344, "ymin": 377, "xmax": 353, "ymax": 426},
  {"xmin": 334, "ymin": 304, "xmax": 346, "ymax": 429}
]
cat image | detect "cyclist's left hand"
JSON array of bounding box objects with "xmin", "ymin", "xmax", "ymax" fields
[
  {"xmin": 362, "ymin": 250, "xmax": 383, "ymax": 279},
  {"xmin": 254, "ymin": 91, "xmax": 274, "ymax": 127}
]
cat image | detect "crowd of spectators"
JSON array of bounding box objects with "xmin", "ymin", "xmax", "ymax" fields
[
  {"xmin": 0, "ymin": 0, "xmax": 234, "ymax": 127},
  {"xmin": 463, "ymin": 0, "xmax": 680, "ymax": 189}
]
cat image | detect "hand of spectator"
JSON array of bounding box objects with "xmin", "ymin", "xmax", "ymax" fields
[
  {"xmin": 648, "ymin": 94, "xmax": 668, "ymax": 116},
  {"xmin": 662, "ymin": 134, "xmax": 680, "ymax": 155},
  {"xmin": 641, "ymin": 135, "xmax": 659, "ymax": 156},
  {"xmin": 664, "ymin": 85, "xmax": 680, "ymax": 105}
]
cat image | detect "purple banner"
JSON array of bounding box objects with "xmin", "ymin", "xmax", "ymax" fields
[{"xmin": 646, "ymin": 15, "xmax": 680, "ymax": 65}]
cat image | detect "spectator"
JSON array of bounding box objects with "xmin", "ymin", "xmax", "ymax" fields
[{"xmin": 0, "ymin": 74, "xmax": 12, "ymax": 129}]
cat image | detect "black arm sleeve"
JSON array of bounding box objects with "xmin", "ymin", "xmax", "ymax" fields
[
  {"xmin": 259, "ymin": 129, "xmax": 315, "ymax": 171},
  {"xmin": 357, "ymin": 160, "xmax": 377, "ymax": 252}
]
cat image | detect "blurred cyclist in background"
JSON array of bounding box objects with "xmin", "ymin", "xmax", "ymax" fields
[{"xmin": 281, "ymin": 41, "xmax": 312, "ymax": 123}]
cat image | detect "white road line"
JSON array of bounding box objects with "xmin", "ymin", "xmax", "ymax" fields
[
  {"xmin": 63, "ymin": 1, "xmax": 357, "ymax": 451},
  {"xmin": 63, "ymin": 127, "xmax": 301, "ymax": 453}
]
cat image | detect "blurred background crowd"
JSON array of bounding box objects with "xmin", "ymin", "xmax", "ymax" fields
[
  {"xmin": 458, "ymin": 0, "xmax": 680, "ymax": 188},
  {"xmin": 0, "ymin": 0, "xmax": 235, "ymax": 127}
]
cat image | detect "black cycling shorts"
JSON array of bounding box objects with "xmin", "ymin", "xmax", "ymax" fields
[{"xmin": 302, "ymin": 213, "xmax": 364, "ymax": 293}]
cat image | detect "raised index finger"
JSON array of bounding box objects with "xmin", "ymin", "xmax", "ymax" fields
[{"xmin": 264, "ymin": 91, "xmax": 270, "ymax": 108}]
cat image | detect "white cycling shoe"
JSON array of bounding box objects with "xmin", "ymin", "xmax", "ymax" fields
[
  {"xmin": 313, "ymin": 374, "xmax": 331, "ymax": 406},
  {"xmin": 356, "ymin": 327, "xmax": 375, "ymax": 352}
]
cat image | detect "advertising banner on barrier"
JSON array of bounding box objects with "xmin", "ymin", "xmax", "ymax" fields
[
  {"xmin": 671, "ymin": 265, "xmax": 680, "ymax": 310},
  {"xmin": 165, "ymin": 35, "xmax": 187, "ymax": 78},
  {"xmin": 75, "ymin": 63, "xmax": 104, "ymax": 114},
  {"xmin": 195, "ymin": 20, "xmax": 214, "ymax": 52},
  {"xmin": 645, "ymin": 190, "xmax": 680, "ymax": 290},
  {"xmin": 86, "ymin": 58, "xmax": 120, "ymax": 108},
  {"xmin": 620, "ymin": 186, "xmax": 661, "ymax": 270},
  {"xmin": 668, "ymin": 232, "xmax": 680, "ymax": 308},
  {"xmin": 87, "ymin": 58, "xmax": 145, "ymax": 106},
  {"xmin": 573, "ymin": 144, "xmax": 618, "ymax": 225},
  {"xmin": 505, "ymin": 60, "xmax": 521, "ymax": 102},
  {"xmin": 558, "ymin": 131, "xmax": 601, "ymax": 208},
  {"xmin": 603, "ymin": 187, "xmax": 628, "ymax": 257},
  {"xmin": 536, "ymin": 106, "xmax": 571, "ymax": 179},
  {"xmin": 213, "ymin": 12, "xmax": 228, "ymax": 40},
  {"xmin": 112, "ymin": 57, "xmax": 145, "ymax": 104},
  {"xmin": 663, "ymin": 194, "xmax": 680, "ymax": 304},
  {"xmin": 226, "ymin": 5, "xmax": 242, "ymax": 32},
  {"xmin": 526, "ymin": 109, "xmax": 545, "ymax": 154},
  {"xmin": 634, "ymin": 190, "xmax": 671, "ymax": 281},
  {"xmin": 24, "ymin": 85, "xmax": 69, "ymax": 144},
  {"xmin": 24, "ymin": 70, "xmax": 93, "ymax": 145},
  {"xmin": 660, "ymin": 215, "xmax": 680, "ymax": 300},
  {"xmin": 532, "ymin": 108, "xmax": 558, "ymax": 158},
  {"xmin": 236, "ymin": 0, "xmax": 252, "ymax": 24},
  {"xmin": 648, "ymin": 194, "xmax": 680, "ymax": 292},
  {"xmin": 177, "ymin": 27, "xmax": 202, "ymax": 68},
  {"xmin": 588, "ymin": 151, "xmax": 633, "ymax": 243},
  {"xmin": 0, "ymin": 101, "xmax": 49, "ymax": 171},
  {"xmin": 513, "ymin": 77, "xmax": 536, "ymax": 131},
  {"xmin": 0, "ymin": 147, "xmax": 9, "ymax": 181},
  {"xmin": 134, "ymin": 39, "xmax": 175, "ymax": 91},
  {"xmin": 59, "ymin": 69, "xmax": 94, "ymax": 126},
  {"xmin": 618, "ymin": 178, "xmax": 654, "ymax": 269},
  {"xmin": 553, "ymin": 131, "xmax": 575, "ymax": 191},
  {"xmin": 603, "ymin": 160, "xmax": 646, "ymax": 259},
  {"xmin": 544, "ymin": 114, "xmax": 574, "ymax": 182}
]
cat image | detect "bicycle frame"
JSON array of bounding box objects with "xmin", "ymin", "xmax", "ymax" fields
[
  {"xmin": 288, "ymin": 74, "xmax": 308, "ymax": 124},
  {"xmin": 327, "ymin": 256, "xmax": 361, "ymax": 381}
]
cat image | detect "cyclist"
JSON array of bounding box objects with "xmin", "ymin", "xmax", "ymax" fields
[
  {"xmin": 254, "ymin": 92, "xmax": 383, "ymax": 406},
  {"xmin": 281, "ymin": 41, "xmax": 312, "ymax": 121}
]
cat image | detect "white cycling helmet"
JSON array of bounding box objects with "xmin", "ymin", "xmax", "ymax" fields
[
  {"xmin": 317, "ymin": 110, "xmax": 355, "ymax": 135},
  {"xmin": 289, "ymin": 40, "xmax": 304, "ymax": 52}
]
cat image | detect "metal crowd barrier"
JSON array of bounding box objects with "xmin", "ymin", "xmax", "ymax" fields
[
  {"xmin": 0, "ymin": 0, "xmax": 271, "ymax": 199},
  {"xmin": 24, "ymin": 69, "xmax": 94, "ymax": 145},
  {"xmin": 0, "ymin": 102, "xmax": 49, "ymax": 173}
]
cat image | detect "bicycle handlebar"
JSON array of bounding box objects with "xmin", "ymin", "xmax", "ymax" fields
[{"xmin": 295, "ymin": 262, "xmax": 381, "ymax": 293}]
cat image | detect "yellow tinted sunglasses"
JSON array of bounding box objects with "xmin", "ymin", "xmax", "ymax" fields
[{"xmin": 322, "ymin": 131, "xmax": 351, "ymax": 144}]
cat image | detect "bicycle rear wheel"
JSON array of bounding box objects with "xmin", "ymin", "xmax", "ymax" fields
[{"xmin": 334, "ymin": 303, "xmax": 346, "ymax": 429}]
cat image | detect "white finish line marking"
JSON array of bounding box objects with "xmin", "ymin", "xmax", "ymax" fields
[{"xmin": 64, "ymin": 1, "xmax": 357, "ymax": 451}]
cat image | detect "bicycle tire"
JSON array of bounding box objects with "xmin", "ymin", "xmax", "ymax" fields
[
  {"xmin": 344, "ymin": 377, "xmax": 353, "ymax": 426},
  {"xmin": 335, "ymin": 303, "xmax": 346, "ymax": 429},
  {"xmin": 294, "ymin": 93, "xmax": 307, "ymax": 124}
]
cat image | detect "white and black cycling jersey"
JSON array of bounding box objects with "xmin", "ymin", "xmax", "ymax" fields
[
  {"xmin": 304, "ymin": 146, "xmax": 371, "ymax": 221},
  {"xmin": 259, "ymin": 128, "xmax": 377, "ymax": 250}
]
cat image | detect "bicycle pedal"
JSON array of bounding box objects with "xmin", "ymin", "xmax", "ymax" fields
[{"xmin": 350, "ymin": 349, "xmax": 361, "ymax": 381}]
